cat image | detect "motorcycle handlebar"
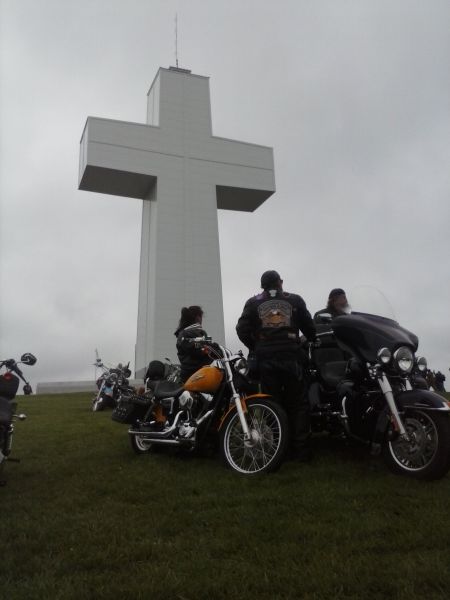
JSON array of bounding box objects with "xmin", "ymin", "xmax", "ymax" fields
[{"xmin": 0, "ymin": 358, "xmax": 32, "ymax": 389}]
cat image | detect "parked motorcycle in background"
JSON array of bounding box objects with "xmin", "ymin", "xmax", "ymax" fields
[
  {"xmin": 92, "ymin": 356, "xmax": 132, "ymax": 412},
  {"xmin": 308, "ymin": 288, "xmax": 450, "ymax": 480},
  {"xmin": 0, "ymin": 353, "xmax": 37, "ymax": 485}
]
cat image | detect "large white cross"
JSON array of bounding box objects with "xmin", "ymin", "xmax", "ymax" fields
[{"xmin": 79, "ymin": 67, "xmax": 275, "ymax": 377}]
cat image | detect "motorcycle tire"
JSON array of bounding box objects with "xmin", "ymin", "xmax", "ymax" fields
[
  {"xmin": 129, "ymin": 433, "xmax": 155, "ymax": 455},
  {"xmin": 220, "ymin": 398, "xmax": 288, "ymax": 475},
  {"xmin": 0, "ymin": 426, "xmax": 10, "ymax": 486},
  {"xmin": 382, "ymin": 409, "xmax": 450, "ymax": 480}
]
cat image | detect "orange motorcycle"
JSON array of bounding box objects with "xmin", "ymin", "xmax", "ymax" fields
[{"xmin": 112, "ymin": 339, "xmax": 288, "ymax": 475}]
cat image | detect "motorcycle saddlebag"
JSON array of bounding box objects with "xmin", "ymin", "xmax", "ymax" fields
[
  {"xmin": 0, "ymin": 373, "xmax": 20, "ymax": 400},
  {"xmin": 111, "ymin": 395, "xmax": 152, "ymax": 424}
]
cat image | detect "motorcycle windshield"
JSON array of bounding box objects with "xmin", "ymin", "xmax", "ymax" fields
[
  {"xmin": 346, "ymin": 286, "xmax": 396, "ymax": 320},
  {"xmin": 331, "ymin": 286, "xmax": 418, "ymax": 362}
]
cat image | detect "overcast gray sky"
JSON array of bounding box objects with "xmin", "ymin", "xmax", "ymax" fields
[{"xmin": 1, "ymin": 0, "xmax": 449, "ymax": 390}]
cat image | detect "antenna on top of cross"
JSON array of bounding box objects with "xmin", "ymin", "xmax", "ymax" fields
[
  {"xmin": 175, "ymin": 13, "xmax": 179, "ymax": 68},
  {"xmin": 169, "ymin": 14, "xmax": 191, "ymax": 74}
]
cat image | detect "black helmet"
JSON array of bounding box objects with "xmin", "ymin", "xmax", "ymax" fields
[{"xmin": 260, "ymin": 270, "xmax": 281, "ymax": 290}]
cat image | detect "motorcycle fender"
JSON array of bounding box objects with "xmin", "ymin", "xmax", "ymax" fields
[
  {"xmin": 217, "ymin": 394, "xmax": 271, "ymax": 431},
  {"xmin": 371, "ymin": 390, "xmax": 450, "ymax": 451},
  {"xmin": 395, "ymin": 389, "xmax": 450, "ymax": 412}
]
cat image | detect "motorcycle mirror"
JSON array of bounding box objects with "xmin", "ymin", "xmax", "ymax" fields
[{"xmin": 21, "ymin": 353, "xmax": 37, "ymax": 366}]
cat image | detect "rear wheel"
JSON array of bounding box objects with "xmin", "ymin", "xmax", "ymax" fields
[
  {"xmin": 0, "ymin": 425, "xmax": 11, "ymax": 486},
  {"xmin": 129, "ymin": 433, "xmax": 154, "ymax": 454},
  {"xmin": 382, "ymin": 409, "xmax": 450, "ymax": 480},
  {"xmin": 220, "ymin": 398, "xmax": 288, "ymax": 475}
]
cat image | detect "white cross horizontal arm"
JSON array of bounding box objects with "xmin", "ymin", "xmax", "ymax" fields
[{"xmin": 79, "ymin": 117, "xmax": 275, "ymax": 211}]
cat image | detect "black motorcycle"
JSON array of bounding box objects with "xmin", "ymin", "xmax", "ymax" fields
[
  {"xmin": 0, "ymin": 353, "xmax": 37, "ymax": 485},
  {"xmin": 308, "ymin": 298, "xmax": 450, "ymax": 480},
  {"xmin": 92, "ymin": 358, "xmax": 132, "ymax": 412}
]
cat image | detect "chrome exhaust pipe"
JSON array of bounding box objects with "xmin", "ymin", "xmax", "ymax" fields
[
  {"xmin": 128, "ymin": 411, "xmax": 184, "ymax": 439},
  {"xmin": 130, "ymin": 438, "xmax": 182, "ymax": 447}
]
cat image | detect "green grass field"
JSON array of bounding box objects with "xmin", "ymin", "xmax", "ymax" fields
[{"xmin": 1, "ymin": 392, "xmax": 450, "ymax": 600}]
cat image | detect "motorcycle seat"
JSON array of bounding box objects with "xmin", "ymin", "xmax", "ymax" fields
[
  {"xmin": 319, "ymin": 361, "xmax": 348, "ymax": 388},
  {"xmin": 147, "ymin": 380, "xmax": 184, "ymax": 400},
  {"xmin": 0, "ymin": 397, "xmax": 13, "ymax": 425}
]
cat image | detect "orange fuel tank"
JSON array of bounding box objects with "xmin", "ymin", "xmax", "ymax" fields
[{"xmin": 184, "ymin": 366, "xmax": 224, "ymax": 393}]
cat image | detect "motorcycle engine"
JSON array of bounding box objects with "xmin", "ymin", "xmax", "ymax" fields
[
  {"xmin": 178, "ymin": 421, "xmax": 196, "ymax": 439},
  {"xmin": 179, "ymin": 390, "xmax": 194, "ymax": 409}
]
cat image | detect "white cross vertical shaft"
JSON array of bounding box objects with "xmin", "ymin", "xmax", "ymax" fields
[{"xmin": 79, "ymin": 67, "xmax": 275, "ymax": 377}]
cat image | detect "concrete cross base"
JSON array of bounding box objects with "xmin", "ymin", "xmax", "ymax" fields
[{"xmin": 36, "ymin": 380, "xmax": 144, "ymax": 395}]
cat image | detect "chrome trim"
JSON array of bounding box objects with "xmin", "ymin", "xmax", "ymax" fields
[
  {"xmin": 196, "ymin": 410, "xmax": 214, "ymax": 426},
  {"xmin": 402, "ymin": 404, "xmax": 450, "ymax": 412},
  {"xmin": 234, "ymin": 394, "xmax": 251, "ymax": 441},
  {"xmin": 13, "ymin": 414, "xmax": 27, "ymax": 421},
  {"xmin": 378, "ymin": 374, "xmax": 408, "ymax": 437},
  {"xmin": 127, "ymin": 437, "xmax": 182, "ymax": 446},
  {"xmin": 128, "ymin": 411, "xmax": 184, "ymax": 439}
]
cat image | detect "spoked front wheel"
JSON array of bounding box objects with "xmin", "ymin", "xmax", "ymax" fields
[
  {"xmin": 220, "ymin": 398, "xmax": 288, "ymax": 475},
  {"xmin": 382, "ymin": 409, "xmax": 450, "ymax": 480}
]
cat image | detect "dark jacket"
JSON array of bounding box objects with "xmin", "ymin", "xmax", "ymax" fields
[
  {"xmin": 175, "ymin": 323, "xmax": 211, "ymax": 381},
  {"xmin": 236, "ymin": 290, "xmax": 316, "ymax": 358}
]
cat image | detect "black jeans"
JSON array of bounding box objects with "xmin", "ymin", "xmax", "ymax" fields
[{"xmin": 257, "ymin": 357, "xmax": 310, "ymax": 453}]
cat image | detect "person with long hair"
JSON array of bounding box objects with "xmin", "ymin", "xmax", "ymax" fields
[
  {"xmin": 314, "ymin": 288, "xmax": 350, "ymax": 323},
  {"xmin": 174, "ymin": 306, "xmax": 211, "ymax": 382}
]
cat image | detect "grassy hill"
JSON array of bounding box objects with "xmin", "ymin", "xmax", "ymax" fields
[{"xmin": 1, "ymin": 392, "xmax": 450, "ymax": 600}]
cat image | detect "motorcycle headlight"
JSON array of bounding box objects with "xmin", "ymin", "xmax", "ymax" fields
[
  {"xmin": 107, "ymin": 373, "xmax": 118, "ymax": 384},
  {"xmin": 415, "ymin": 356, "xmax": 427, "ymax": 372},
  {"xmin": 393, "ymin": 346, "xmax": 414, "ymax": 373},
  {"xmin": 377, "ymin": 347, "xmax": 392, "ymax": 365}
]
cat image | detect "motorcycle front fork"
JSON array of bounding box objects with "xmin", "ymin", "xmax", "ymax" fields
[
  {"xmin": 377, "ymin": 374, "xmax": 408, "ymax": 438},
  {"xmin": 232, "ymin": 393, "xmax": 251, "ymax": 442}
]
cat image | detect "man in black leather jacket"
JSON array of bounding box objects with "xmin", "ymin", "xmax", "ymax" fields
[{"xmin": 236, "ymin": 270, "xmax": 316, "ymax": 460}]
